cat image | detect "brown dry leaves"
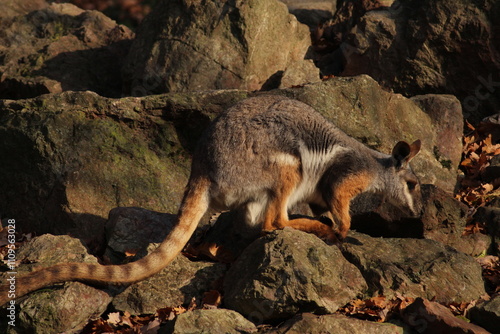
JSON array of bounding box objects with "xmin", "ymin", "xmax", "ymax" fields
[
  {"xmin": 337, "ymin": 294, "xmax": 482, "ymax": 323},
  {"xmin": 456, "ymin": 121, "xmax": 500, "ymax": 209},
  {"xmin": 81, "ymin": 291, "xmax": 222, "ymax": 334},
  {"xmin": 456, "ymin": 121, "xmax": 500, "ymax": 237},
  {"xmin": 337, "ymin": 295, "xmax": 415, "ymax": 322}
]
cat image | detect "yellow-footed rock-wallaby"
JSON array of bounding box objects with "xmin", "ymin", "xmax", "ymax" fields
[{"xmin": 0, "ymin": 95, "xmax": 423, "ymax": 305}]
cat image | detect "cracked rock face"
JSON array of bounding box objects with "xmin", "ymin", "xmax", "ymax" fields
[{"xmin": 122, "ymin": 0, "xmax": 312, "ymax": 95}]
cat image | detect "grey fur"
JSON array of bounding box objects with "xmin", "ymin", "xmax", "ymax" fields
[{"xmin": 191, "ymin": 95, "xmax": 423, "ymax": 230}]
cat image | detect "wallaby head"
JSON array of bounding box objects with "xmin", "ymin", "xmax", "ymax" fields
[{"xmin": 382, "ymin": 139, "xmax": 423, "ymax": 217}]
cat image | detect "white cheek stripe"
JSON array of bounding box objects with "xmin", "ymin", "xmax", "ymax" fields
[{"xmin": 404, "ymin": 187, "xmax": 415, "ymax": 213}]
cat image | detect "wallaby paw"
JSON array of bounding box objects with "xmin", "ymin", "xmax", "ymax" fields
[
  {"xmin": 314, "ymin": 226, "xmax": 340, "ymax": 245},
  {"xmin": 261, "ymin": 228, "xmax": 276, "ymax": 236},
  {"xmin": 335, "ymin": 229, "xmax": 349, "ymax": 241},
  {"xmin": 322, "ymin": 231, "xmax": 341, "ymax": 245}
]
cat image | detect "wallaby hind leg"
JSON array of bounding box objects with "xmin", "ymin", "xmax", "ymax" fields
[{"xmin": 262, "ymin": 164, "xmax": 338, "ymax": 243}]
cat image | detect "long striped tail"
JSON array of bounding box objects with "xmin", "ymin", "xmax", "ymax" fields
[{"xmin": 0, "ymin": 177, "xmax": 211, "ymax": 306}]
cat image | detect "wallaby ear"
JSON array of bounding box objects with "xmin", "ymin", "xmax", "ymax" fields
[
  {"xmin": 408, "ymin": 139, "xmax": 421, "ymax": 161},
  {"xmin": 392, "ymin": 139, "xmax": 421, "ymax": 166}
]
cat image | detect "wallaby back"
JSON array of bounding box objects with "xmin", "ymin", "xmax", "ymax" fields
[{"xmin": 0, "ymin": 95, "xmax": 422, "ymax": 306}]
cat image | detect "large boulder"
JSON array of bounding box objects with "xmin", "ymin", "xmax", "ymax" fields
[
  {"xmin": 169, "ymin": 309, "xmax": 257, "ymax": 334},
  {"xmin": 351, "ymin": 183, "xmax": 491, "ymax": 256},
  {"xmin": 280, "ymin": 0, "xmax": 338, "ymax": 28},
  {"xmin": 467, "ymin": 295, "xmax": 500, "ymax": 334},
  {"xmin": 320, "ymin": 0, "xmax": 500, "ymax": 121},
  {"xmin": 0, "ymin": 89, "xmax": 248, "ymax": 236},
  {"xmin": 122, "ymin": 0, "xmax": 314, "ymax": 95},
  {"xmin": 223, "ymin": 228, "xmax": 368, "ymax": 322},
  {"xmin": 402, "ymin": 298, "xmax": 490, "ymax": 334},
  {"xmin": 340, "ymin": 232, "xmax": 486, "ymax": 303},
  {"xmin": 266, "ymin": 313, "xmax": 405, "ymax": 334},
  {"xmin": 0, "ymin": 1, "xmax": 134, "ymax": 99}
]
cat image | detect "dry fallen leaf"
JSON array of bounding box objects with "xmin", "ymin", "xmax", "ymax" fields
[
  {"xmin": 125, "ymin": 249, "xmax": 138, "ymax": 257},
  {"xmin": 156, "ymin": 306, "xmax": 187, "ymax": 322},
  {"xmin": 107, "ymin": 312, "xmax": 122, "ymax": 326},
  {"xmin": 140, "ymin": 319, "xmax": 160, "ymax": 334},
  {"xmin": 202, "ymin": 290, "xmax": 222, "ymax": 309}
]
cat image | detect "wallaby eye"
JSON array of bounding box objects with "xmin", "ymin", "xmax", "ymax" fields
[{"xmin": 407, "ymin": 181, "xmax": 417, "ymax": 191}]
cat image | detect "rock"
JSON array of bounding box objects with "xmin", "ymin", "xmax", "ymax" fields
[
  {"xmin": 325, "ymin": 0, "xmax": 500, "ymax": 121},
  {"xmin": 482, "ymin": 154, "xmax": 500, "ymax": 184},
  {"xmin": 122, "ymin": 0, "xmax": 311, "ymax": 95},
  {"xmin": 420, "ymin": 185, "xmax": 468, "ymax": 243},
  {"xmin": 112, "ymin": 253, "xmax": 227, "ymax": 315},
  {"xmin": 457, "ymin": 233, "xmax": 493, "ymax": 258},
  {"xmin": 281, "ymin": 0, "xmax": 337, "ymax": 28},
  {"xmin": 0, "ymin": 1, "xmax": 134, "ymax": 99},
  {"xmin": 312, "ymin": 0, "xmax": 394, "ymax": 68},
  {"xmin": 169, "ymin": 309, "xmax": 257, "ymax": 334},
  {"xmin": 12, "ymin": 234, "xmax": 99, "ymax": 271},
  {"xmin": 410, "ymin": 95, "xmax": 463, "ymax": 171},
  {"xmin": 262, "ymin": 59, "xmax": 322, "ymax": 90},
  {"xmin": 265, "ymin": 313, "xmax": 404, "ymax": 334},
  {"xmin": 340, "ymin": 232, "xmax": 486, "ymax": 303},
  {"xmin": 280, "ymin": 59, "xmax": 321, "ymax": 88},
  {"xmin": 0, "ymin": 234, "xmax": 112, "ymax": 334},
  {"xmin": 223, "ymin": 228, "xmax": 367, "ymax": 322},
  {"xmin": 8, "ymin": 282, "xmax": 111, "ymax": 334},
  {"xmin": 402, "ymin": 298, "xmax": 490, "ymax": 334},
  {"xmin": 104, "ymin": 207, "xmax": 177, "ymax": 264},
  {"xmin": 420, "ymin": 184, "xmax": 491, "ymax": 256},
  {"xmin": 0, "ymin": 0, "xmax": 47, "ymax": 18},
  {"xmin": 0, "ymin": 89, "xmax": 247, "ymax": 237},
  {"xmin": 473, "ymin": 202, "xmax": 500, "ymax": 255},
  {"xmin": 468, "ymin": 295, "xmax": 500, "ymax": 334},
  {"xmin": 349, "ymin": 184, "xmax": 476, "ymax": 246}
]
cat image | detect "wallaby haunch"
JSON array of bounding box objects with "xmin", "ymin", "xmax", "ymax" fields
[{"xmin": 0, "ymin": 95, "xmax": 422, "ymax": 305}]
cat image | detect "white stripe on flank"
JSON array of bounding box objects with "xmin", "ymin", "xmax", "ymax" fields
[
  {"xmin": 270, "ymin": 152, "xmax": 300, "ymax": 166},
  {"xmin": 288, "ymin": 144, "xmax": 348, "ymax": 208}
]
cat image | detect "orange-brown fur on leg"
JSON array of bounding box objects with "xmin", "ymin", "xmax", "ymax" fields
[
  {"xmin": 329, "ymin": 172, "xmax": 374, "ymax": 239},
  {"xmin": 262, "ymin": 164, "xmax": 337, "ymax": 243}
]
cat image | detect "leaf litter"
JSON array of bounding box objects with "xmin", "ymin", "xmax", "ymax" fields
[
  {"xmin": 456, "ymin": 121, "xmax": 500, "ymax": 213},
  {"xmin": 81, "ymin": 291, "xmax": 223, "ymax": 333}
]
